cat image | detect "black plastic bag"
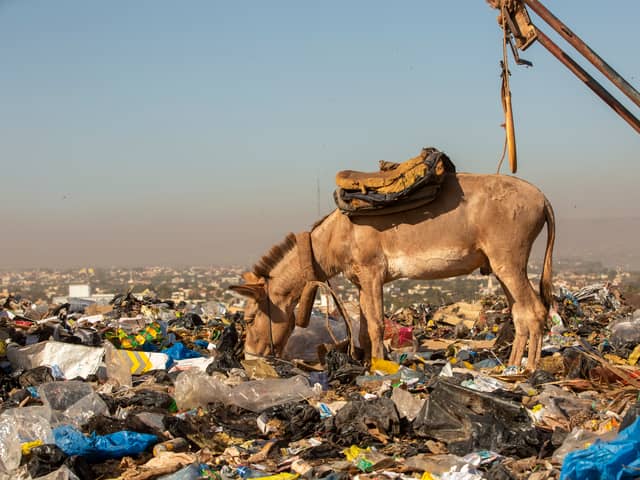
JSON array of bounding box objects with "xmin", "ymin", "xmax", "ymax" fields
[
  {"xmin": 412, "ymin": 378, "xmax": 548, "ymax": 458},
  {"xmin": 321, "ymin": 397, "xmax": 400, "ymax": 446},
  {"xmin": 325, "ymin": 349, "xmax": 365, "ymax": 385},
  {"xmin": 27, "ymin": 444, "xmax": 67, "ymax": 478},
  {"xmin": 263, "ymin": 401, "xmax": 321, "ymax": 441},
  {"xmin": 19, "ymin": 366, "xmax": 54, "ymax": 388}
]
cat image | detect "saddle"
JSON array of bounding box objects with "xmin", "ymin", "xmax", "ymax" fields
[{"xmin": 334, "ymin": 147, "xmax": 455, "ymax": 215}]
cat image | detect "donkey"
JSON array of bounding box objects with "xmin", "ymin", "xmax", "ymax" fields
[{"xmin": 230, "ymin": 173, "xmax": 555, "ymax": 369}]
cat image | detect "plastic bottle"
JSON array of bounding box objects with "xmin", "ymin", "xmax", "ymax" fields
[
  {"xmin": 153, "ymin": 437, "xmax": 189, "ymax": 456},
  {"xmin": 156, "ymin": 463, "xmax": 202, "ymax": 480}
]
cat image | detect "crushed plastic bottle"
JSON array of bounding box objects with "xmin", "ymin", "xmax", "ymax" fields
[
  {"xmin": 156, "ymin": 463, "xmax": 203, "ymax": 479},
  {"xmin": 174, "ymin": 371, "xmax": 314, "ymax": 412},
  {"xmin": 153, "ymin": 437, "xmax": 189, "ymax": 456},
  {"xmin": 230, "ymin": 375, "xmax": 315, "ymax": 412},
  {"xmin": 173, "ymin": 370, "xmax": 232, "ymax": 410},
  {"xmin": 610, "ymin": 316, "xmax": 640, "ymax": 349}
]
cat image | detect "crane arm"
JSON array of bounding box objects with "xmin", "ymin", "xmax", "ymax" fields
[{"xmin": 488, "ymin": 0, "xmax": 640, "ymax": 135}]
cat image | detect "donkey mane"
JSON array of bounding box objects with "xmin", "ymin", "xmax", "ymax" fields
[
  {"xmin": 252, "ymin": 213, "xmax": 333, "ymax": 278},
  {"xmin": 252, "ymin": 232, "xmax": 297, "ymax": 278}
]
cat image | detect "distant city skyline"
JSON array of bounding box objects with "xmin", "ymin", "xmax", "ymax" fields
[{"xmin": 1, "ymin": 1, "xmax": 638, "ymax": 268}]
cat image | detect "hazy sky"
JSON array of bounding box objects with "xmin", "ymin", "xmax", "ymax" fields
[{"xmin": 1, "ymin": 1, "xmax": 638, "ymax": 268}]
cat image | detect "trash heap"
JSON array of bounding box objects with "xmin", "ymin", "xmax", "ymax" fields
[{"xmin": 1, "ymin": 282, "xmax": 639, "ymax": 480}]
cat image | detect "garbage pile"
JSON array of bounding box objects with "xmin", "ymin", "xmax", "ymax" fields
[{"xmin": 1, "ymin": 282, "xmax": 639, "ymax": 479}]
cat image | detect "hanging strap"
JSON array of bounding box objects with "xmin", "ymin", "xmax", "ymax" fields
[{"xmin": 498, "ymin": 3, "xmax": 518, "ymax": 174}]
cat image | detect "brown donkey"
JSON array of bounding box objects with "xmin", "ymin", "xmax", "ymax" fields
[{"xmin": 230, "ymin": 173, "xmax": 555, "ymax": 370}]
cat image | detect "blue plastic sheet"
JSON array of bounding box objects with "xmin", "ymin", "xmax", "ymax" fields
[
  {"xmin": 53, "ymin": 425, "xmax": 157, "ymax": 460},
  {"xmin": 560, "ymin": 416, "xmax": 640, "ymax": 480},
  {"xmin": 163, "ymin": 342, "xmax": 202, "ymax": 368}
]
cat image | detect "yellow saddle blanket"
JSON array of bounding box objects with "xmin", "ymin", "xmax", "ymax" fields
[
  {"xmin": 336, "ymin": 147, "xmax": 449, "ymax": 194},
  {"xmin": 333, "ymin": 147, "xmax": 455, "ymax": 215}
]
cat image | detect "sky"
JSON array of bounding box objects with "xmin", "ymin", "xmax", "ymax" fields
[{"xmin": 0, "ymin": 1, "xmax": 638, "ymax": 269}]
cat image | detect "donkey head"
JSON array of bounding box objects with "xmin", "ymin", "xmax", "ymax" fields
[{"xmin": 229, "ymin": 234, "xmax": 319, "ymax": 357}]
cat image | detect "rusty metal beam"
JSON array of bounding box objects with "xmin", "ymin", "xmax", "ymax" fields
[
  {"xmin": 523, "ymin": 0, "xmax": 640, "ymax": 109},
  {"xmin": 534, "ymin": 28, "xmax": 640, "ymax": 135}
]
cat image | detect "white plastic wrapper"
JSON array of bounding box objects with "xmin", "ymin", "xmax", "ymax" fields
[{"xmin": 7, "ymin": 341, "xmax": 105, "ymax": 380}]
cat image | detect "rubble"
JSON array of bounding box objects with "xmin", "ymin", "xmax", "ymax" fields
[{"xmin": 0, "ymin": 282, "xmax": 639, "ymax": 479}]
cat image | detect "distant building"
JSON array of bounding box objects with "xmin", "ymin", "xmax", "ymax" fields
[
  {"xmin": 69, "ymin": 284, "xmax": 91, "ymax": 298},
  {"xmin": 52, "ymin": 283, "xmax": 114, "ymax": 306}
]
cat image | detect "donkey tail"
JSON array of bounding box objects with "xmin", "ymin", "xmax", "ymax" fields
[{"xmin": 540, "ymin": 197, "xmax": 555, "ymax": 310}]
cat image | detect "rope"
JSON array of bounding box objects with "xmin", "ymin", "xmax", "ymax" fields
[
  {"xmin": 305, "ymin": 280, "xmax": 356, "ymax": 359},
  {"xmin": 322, "ymin": 280, "xmax": 340, "ymax": 345}
]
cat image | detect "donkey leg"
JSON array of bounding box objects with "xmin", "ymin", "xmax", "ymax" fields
[
  {"xmin": 494, "ymin": 267, "xmax": 546, "ymax": 369},
  {"xmin": 358, "ymin": 272, "xmax": 385, "ymax": 360},
  {"xmin": 511, "ymin": 290, "xmax": 546, "ymax": 369},
  {"xmin": 357, "ymin": 289, "xmax": 372, "ymax": 357}
]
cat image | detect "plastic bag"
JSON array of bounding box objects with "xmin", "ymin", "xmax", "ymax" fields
[
  {"xmin": 104, "ymin": 341, "xmax": 132, "ymax": 387},
  {"xmin": 552, "ymin": 427, "xmax": 617, "ymax": 464},
  {"xmin": 0, "ymin": 406, "xmax": 55, "ymax": 474},
  {"xmin": 53, "ymin": 425, "xmax": 157, "ymax": 461},
  {"xmin": 391, "ymin": 387, "xmax": 424, "ymax": 421},
  {"xmin": 535, "ymin": 385, "xmax": 594, "ymax": 422},
  {"xmin": 0, "ymin": 416, "xmax": 21, "ymax": 474},
  {"xmin": 323, "ymin": 397, "xmax": 400, "ymax": 446},
  {"xmin": 163, "ymin": 342, "xmax": 202, "ymax": 369},
  {"xmin": 560, "ymin": 416, "xmax": 640, "ymax": 480},
  {"xmin": 26, "ymin": 444, "xmax": 67, "ymax": 479},
  {"xmin": 413, "ymin": 378, "xmax": 545, "ymax": 458},
  {"xmin": 64, "ymin": 392, "xmax": 109, "ymax": 427},
  {"xmin": 7, "ymin": 341, "xmax": 105, "ymax": 380},
  {"xmin": 32, "ymin": 465, "xmax": 80, "ymax": 480},
  {"xmin": 283, "ymin": 314, "xmax": 359, "ymax": 362},
  {"xmin": 38, "ymin": 381, "xmax": 93, "ymax": 412},
  {"xmin": 18, "ymin": 366, "xmax": 54, "ymax": 388}
]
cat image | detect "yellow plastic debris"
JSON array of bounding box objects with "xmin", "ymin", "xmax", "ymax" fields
[
  {"xmin": 21, "ymin": 439, "xmax": 43, "ymax": 455},
  {"xmin": 370, "ymin": 358, "xmax": 400, "ymax": 375},
  {"xmin": 343, "ymin": 445, "xmax": 371, "ymax": 461},
  {"xmin": 0, "ymin": 339, "xmax": 5, "ymax": 357},
  {"xmin": 604, "ymin": 354, "xmax": 628, "ymax": 365},
  {"xmin": 628, "ymin": 345, "xmax": 640, "ymax": 366},
  {"xmin": 257, "ymin": 474, "xmax": 299, "ymax": 480},
  {"xmin": 421, "ymin": 473, "xmax": 436, "ymax": 480}
]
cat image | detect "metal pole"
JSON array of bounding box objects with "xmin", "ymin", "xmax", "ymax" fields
[
  {"xmin": 523, "ymin": 0, "xmax": 640, "ymax": 109},
  {"xmin": 535, "ymin": 28, "xmax": 640, "ymax": 135}
]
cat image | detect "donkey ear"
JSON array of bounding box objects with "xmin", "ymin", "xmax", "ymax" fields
[
  {"xmin": 229, "ymin": 283, "xmax": 266, "ymax": 301},
  {"xmin": 295, "ymin": 282, "xmax": 318, "ymax": 328}
]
